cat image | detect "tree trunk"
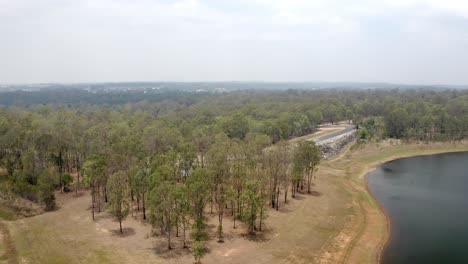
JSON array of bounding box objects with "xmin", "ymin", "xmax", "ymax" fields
[
  {"xmin": 91, "ymin": 186, "xmax": 95, "ymax": 220},
  {"xmin": 137, "ymin": 195, "xmax": 140, "ymax": 211},
  {"xmin": 233, "ymin": 201, "xmax": 236, "ymax": 229},
  {"xmin": 259, "ymin": 207, "xmax": 263, "ymax": 231},
  {"xmin": 271, "ymin": 178, "xmax": 277, "ymax": 208},
  {"xmin": 167, "ymin": 225, "xmax": 172, "ymax": 250},
  {"xmin": 60, "ymin": 174, "xmax": 64, "ymax": 193},
  {"xmin": 97, "ymin": 185, "xmax": 101, "ymax": 212},
  {"xmin": 75, "ymin": 155, "xmax": 80, "ymax": 196},
  {"xmin": 142, "ymin": 193, "xmax": 146, "ymax": 220},
  {"xmin": 76, "ymin": 170, "xmax": 80, "ymax": 196},
  {"xmin": 237, "ymin": 190, "xmax": 241, "ymax": 215},
  {"xmin": 119, "ymin": 219, "xmax": 122, "ymax": 234},
  {"xmin": 201, "ymin": 153, "xmax": 204, "ymax": 168},
  {"xmin": 218, "ymin": 206, "xmax": 224, "ymax": 242},
  {"xmin": 210, "ymin": 196, "xmax": 213, "ymax": 214},
  {"xmin": 182, "ymin": 221, "xmax": 187, "ymax": 248},
  {"xmin": 104, "ymin": 185, "xmax": 108, "ymax": 203},
  {"xmin": 276, "ymin": 187, "xmax": 280, "ymax": 211},
  {"xmin": 59, "ymin": 151, "xmax": 64, "ymax": 193}
]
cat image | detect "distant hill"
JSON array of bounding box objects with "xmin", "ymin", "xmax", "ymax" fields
[
  {"xmin": 0, "ymin": 81, "xmax": 467, "ymax": 93},
  {"xmin": 0, "ymin": 81, "xmax": 466, "ymax": 107}
]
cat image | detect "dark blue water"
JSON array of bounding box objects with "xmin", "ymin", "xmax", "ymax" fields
[{"xmin": 367, "ymin": 152, "xmax": 468, "ymax": 264}]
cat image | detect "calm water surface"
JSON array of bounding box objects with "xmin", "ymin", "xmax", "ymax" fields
[{"xmin": 367, "ymin": 152, "xmax": 468, "ymax": 264}]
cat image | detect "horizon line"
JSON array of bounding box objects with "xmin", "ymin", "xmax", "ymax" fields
[{"xmin": 1, "ymin": 80, "xmax": 468, "ymax": 88}]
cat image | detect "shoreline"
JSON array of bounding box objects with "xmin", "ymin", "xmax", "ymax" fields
[
  {"xmin": 363, "ymin": 175, "xmax": 390, "ymax": 264},
  {"xmin": 354, "ymin": 147, "xmax": 468, "ymax": 264}
]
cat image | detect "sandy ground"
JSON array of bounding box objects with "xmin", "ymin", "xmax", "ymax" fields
[{"xmin": 4, "ymin": 139, "xmax": 468, "ymax": 264}]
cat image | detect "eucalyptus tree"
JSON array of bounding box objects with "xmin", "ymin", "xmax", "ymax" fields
[
  {"xmin": 178, "ymin": 142, "xmax": 197, "ymax": 180},
  {"xmin": 186, "ymin": 167, "xmax": 211, "ymax": 241},
  {"xmin": 206, "ymin": 133, "xmax": 231, "ymax": 242},
  {"xmin": 193, "ymin": 240, "xmax": 203, "ymax": 264},
  {"xmin": 50, "ymin": 111, "xmax": 74, "ymax": 193},
  {"xmin": 107, "ymin": 170, "xmax": 130, "ymax": 233},
  {"xmin": 294, "ymin": 141, "xmax": 321, "ymax": 194},
  {"xmin": 131, "ymin": 166, "xmax": 150, "ymax": 220},
  {"xmin": 37, "ymin": 169, "xmax": 56, "ymax": 211},
  {"xmin": 148, "ymin": 164, "xmax": 177, "ymax": 250},
  {"xmin": 241, "ymin": 180, "xmax": 262, "ymax": 235},
  {"xmin": 228, "ymin": 139, "xmax": 247, "ymax": 227},
  {"xmin": 83, "ymin": 155, "xmax": 107, "ymax": 220},
  {"xmin": 275, "ymin": 141, "xmax": 292, "ymax": 203},
  {"xmin": 174, "ymin": 185, "xmax": 191, "ymax": 248},
  {"xmin": 263, "ymin": 142, "xmax": 283, "ymax": 210},
  {"xmin": 192, "ymin": 127, "xmax": 213, "ymax": 168}
]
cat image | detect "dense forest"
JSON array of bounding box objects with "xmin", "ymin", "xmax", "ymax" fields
[{"xmin": 1, "ymin": 87, "xmax": 467, "ymax": 258}]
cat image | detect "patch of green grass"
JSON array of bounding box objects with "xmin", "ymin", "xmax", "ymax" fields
[
  {"xmin": 0, "ymin": 254, "xmax": 8, "ymax": 261},
  {"xmin": 362, "ymin": 192, "xmax": 377, "ymax": 209},
  {"xmin": 0, "ymin": 206, "xmax": 16, "ymax": 221},
  {"xmin": 92, "ymin": 249, "xmax": 113, "ymax": 263},
  {"xmin": 359, "ymin": 144, "xmax": 468, "ymax": 164}
]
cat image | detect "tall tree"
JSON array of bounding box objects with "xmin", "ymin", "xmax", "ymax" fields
[
  {"xmin": 186, "ymin": 167, "xmax": 211, "ymax": 241},
  {"xmin": 174, "ymin": 185, "xmax": 191, "ymax": 248},
  {"xmin": 83, "ymin": 155, "xmax": 106, "ymax": 220},
  {"xmin": 206, "ymin": 134, "xmax": 231, "ymax": 242},
  {"xmin": 107, "ymin": 171, "xmax": 130, "ymax": 233},
  {"xmin": 294, "ymin": 141, "xmax": 321, "ymax": 194},
  {"xmin": 132, "ymin": 166, "xmax": 150, "ymax": 220},
  {"xmin": 149, "ymin": 164, "xmax": 176, "ymax": 250}
]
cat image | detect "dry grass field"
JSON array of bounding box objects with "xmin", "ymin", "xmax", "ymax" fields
[{"xmin": 2, "ymin": 139, "xmax": 468, "ymax": 264}]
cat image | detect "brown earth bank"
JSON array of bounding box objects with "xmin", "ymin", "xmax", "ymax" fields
[{"xmin": 3, "ymin": 140, "xmax": 468, "ymax": 264}]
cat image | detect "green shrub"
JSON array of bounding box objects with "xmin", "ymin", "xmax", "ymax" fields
[{"xmin": 38, "ymin": 170, "xmax": 56, "ymax": 211}]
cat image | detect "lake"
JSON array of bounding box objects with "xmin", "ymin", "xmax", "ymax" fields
[{"xmin": 367, "ymin": 152, "xmax": 468, "ymax": 264}]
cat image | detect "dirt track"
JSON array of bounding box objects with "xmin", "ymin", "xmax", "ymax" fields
[{"xmin": 0, "ymin": 219, "xmax": 16, "ymax": 264}]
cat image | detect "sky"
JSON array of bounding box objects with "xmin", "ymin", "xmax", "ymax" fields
[{"xmin": 1, "ymin": 0, "xmax": 468, "ymax": 85}]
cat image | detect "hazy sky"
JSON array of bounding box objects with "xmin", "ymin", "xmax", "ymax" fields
[{"xmin": 1, "ymin": 0, "xmax": 468, "ymax": 84}]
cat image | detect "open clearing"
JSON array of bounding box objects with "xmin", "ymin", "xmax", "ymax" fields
[
  {"xmin": 287, "ymin": 123, "xmax": 352, "ymax": 145},
  {"xmin": 3, "ymin": 139, "xmax": 468, "ymax": 264}
]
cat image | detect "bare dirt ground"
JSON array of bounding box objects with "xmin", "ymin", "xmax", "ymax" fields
[{"xmin": 4, "ymin": 139, "xmax": 468, "ymax": 264}]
